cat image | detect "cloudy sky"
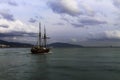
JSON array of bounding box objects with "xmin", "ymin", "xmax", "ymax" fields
[{"xmin": 0, "ymin": 0, "xmax": 120, "ymax": 46}]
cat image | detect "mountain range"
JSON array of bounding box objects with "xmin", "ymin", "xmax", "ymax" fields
[
  {"xmin": 48, "ymin": 42, "xmax": 83, "ymax": 48},
  {"xmin": 0, "ymin": 40, "xmax": 83, "ymax": 48},
  {"xmin": 0, "ymin": 40, "xmax": 33, "ymax": 47}
]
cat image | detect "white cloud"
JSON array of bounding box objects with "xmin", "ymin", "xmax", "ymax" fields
[
  {"xmin": 60, "ymin": 0, "xmax": 80, "ymax": 14},
  {"xmin": 71, "ymin": 38, "xmax": 78, "ymax": 42},
  {"xmin": 81, "ymin": 3, "xmax": 94, "ymax": 16},
  {"xmin": 87, "ymin": 30, "xmax": 120, "ymax": 41},
  {"xmin": 105, "ymin": 30, "xmax": 120, "ymax": 39},
  {"xmin": 48, "ymin": 0, "xmax": 80, "ymax": 16},
  {"xmin": 0, "ymin": 19, "xmax": 37, "ymax": 33}
]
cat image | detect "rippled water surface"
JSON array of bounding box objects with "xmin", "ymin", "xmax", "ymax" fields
[{"xmin": 0, "ymin": 48, "xmax": 120, "ymax": 80}]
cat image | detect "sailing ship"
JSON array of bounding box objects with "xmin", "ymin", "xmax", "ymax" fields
[{"xmin": 31, "ymin": 22, "xmax": 50, "ymax": 54}]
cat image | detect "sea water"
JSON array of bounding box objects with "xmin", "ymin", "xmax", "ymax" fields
[{"xmin": 0, "ymin": 48, "xmax": 120, "ymax": 80}]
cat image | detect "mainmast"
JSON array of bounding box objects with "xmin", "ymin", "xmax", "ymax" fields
[
  {"xmin": 38, "ymin": 22, "xmax": 42, "ymax": 47},
  {"xmin": 43, "ymin": 26, "xmax": 47, "ymax": 47}
]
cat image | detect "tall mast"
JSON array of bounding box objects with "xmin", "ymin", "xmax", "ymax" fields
[
  {"xmin": 38, "ymin": 22, "xmax": 41, "ymax": 47},
  {"xmin": 43, "ymin": 26, "xmax": 47, "ymax": 47}
]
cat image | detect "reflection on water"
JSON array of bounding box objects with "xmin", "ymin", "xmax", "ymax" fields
[
  {"xmin": 0, "ymin": 48, "xmax": 49, "ymax": 80},
  {"xmin": 0, "ymin": 48, "xmax": 120, "ymax": 80},
  {"xmin": 27, "ymin": 54, "xmax": 49, "ymax": 80}
]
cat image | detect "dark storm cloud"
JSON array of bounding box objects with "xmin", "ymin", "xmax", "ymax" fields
[
  {"xmin": 61, "ymin": 16, "xmax": 106, "ymax": 27},
  {"xmin": 71, "ymin": 23, "xmax": 84, "ymax": 27},
  {"xmin": 48, "ymin": 1, "xmax": 67, "ymax": 14},
  {"xmin": 35, "ymin": 16, "xmax": 44, "ymax": 19},
  {"xmin": 61, "ymin": 17, "xmax": 84, "ymax": 27},
  {"xmin": 53, "ymin": 22, "xmax": 65, "ymax": 25},
  {"xmin": 8, "ymin": 1, "xmax": 18, "ymax": 6},
  {"xmin": 61, "ymin": 17, "xmax": 70, "ymax": 22},
  {"xmin": 0, "ymin": 31, "xmax": 37, "ymax": 37},
  {"xmin": 79, "ymin": 19, "xmax": 107, "ymax": 25},
  {"xmin": 0, "ymin": 12, "xmax": 15, "ymax": 21},
  {"xmin": 0, "ymin": 24, "xmax": 9, "ymax": 28},
  {"xmin": 29, "ymin": 18, "xmax": 37, "ymax": 23},
  {"xmin": 0, "ymin": 0, "xmax": 18, "ymax": 6},
  {"xmin": 113, "ymin": 0, "xmax": 120, "ymax": 8}
]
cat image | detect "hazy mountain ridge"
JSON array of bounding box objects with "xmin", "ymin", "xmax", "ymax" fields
[
  {"xmin": 0, "ymin": 40, "xmax": 33, "ymax": 47},
  {"xmin": 48, "ymin": 42, "xmax": 83, "ymax": 48},
  {"xmin": 0, "ymin": 40, "xmax": 83, "ymax": 48}
]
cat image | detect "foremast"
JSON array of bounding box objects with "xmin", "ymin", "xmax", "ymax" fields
[
  {"xmin": 38, "ymin": 22, "xmax": 42, "ymax": 47},
  {"xmin": 43, "ymin": 25, "xmax": 49, "ymax": 48}
]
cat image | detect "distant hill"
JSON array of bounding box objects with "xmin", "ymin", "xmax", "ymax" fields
[
  {"xmin": 48, "ymin": 42, "xmax": 83, "ymax": 48},
  {"xmin": 0, "ymin": 40, "xmax": 83, "ymax": 48},
  {"xmin": 0, "ymin": 40, "xmax": 33, "ymax": 48}
]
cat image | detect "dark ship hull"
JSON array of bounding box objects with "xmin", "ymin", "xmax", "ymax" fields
[{"xmin": 31, "ymin": 47, "xmax": 50, "ymax": 54}]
